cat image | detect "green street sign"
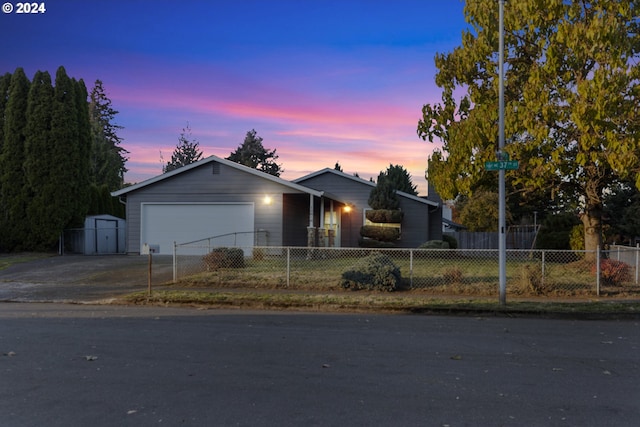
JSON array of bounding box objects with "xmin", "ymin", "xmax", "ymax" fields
[{"xmin": 485, "ymin": 160, "xmax": 519, "ymax": 171}]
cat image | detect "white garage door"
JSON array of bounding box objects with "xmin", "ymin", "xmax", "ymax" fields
[{"xmin": 140, "ymin": 203, "xmax": 255, "ymax": 255}]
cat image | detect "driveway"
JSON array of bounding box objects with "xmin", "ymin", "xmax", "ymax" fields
[{"xmin": 0, "ymin": 254, "xmax": 174, "ymax": 302}]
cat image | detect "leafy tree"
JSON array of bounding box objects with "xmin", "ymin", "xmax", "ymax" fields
[
  {"xmin": 227, "ymin": 129, "xmax": 282, "ymax": 177},
  {"xmin": 0, "ymin": 68, "xmax": 30, "ymax": 250},
  {"xmin": 535, "ymin": 212, "xmax": 580, "ymax": 249},
  {"xmin": 458, "ymin": 190, "xmax": 511, "ymax": 232},
  {"xmin": 88, "ymin": 80, "xmax": 128, "ymax": 190},
  {"xmin": 163, "ymin": 123, "xmax": 203, "ymax": 173},
  {"xmin": 603, "ymin": 181, "xmax": 640, "ymax": 244},
  {"xmin": 417, "ymin": 0, "xmax": 640, "ymax": 257},
  {"xmin": 379, "ymin": 164, "xmax": 418, "ymax": 196}
]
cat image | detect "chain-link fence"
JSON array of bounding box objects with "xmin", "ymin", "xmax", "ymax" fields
[{"xmin": 173, "ymin": 244, "xmax": 640, "ymax": 298}]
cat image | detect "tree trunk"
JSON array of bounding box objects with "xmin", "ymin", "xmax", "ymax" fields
[{"xmin": 582, "ymin": 204, "xmax": 602, "ymax": 263}]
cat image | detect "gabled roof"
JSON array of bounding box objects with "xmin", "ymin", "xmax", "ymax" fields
[
  {"xmin": 293, "ymin": 168, "xmax": 439, "ymax": 207},
  {"xmin": 112, "ymin": 155, "xmax": 328, "ymax": 198}
]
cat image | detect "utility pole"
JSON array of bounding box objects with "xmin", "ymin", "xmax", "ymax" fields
[{"xmin": 498, "ymin": 0, "xmax": 507, "ymax": 305}]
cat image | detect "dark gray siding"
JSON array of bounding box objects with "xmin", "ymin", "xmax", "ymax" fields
[
  {"xmin": 297, "ymin": 172, "xmax": 436, "ymax": 248},
  {"xmin": 123, "ymin": 161, "xmax": 304, "ymax": 253}
]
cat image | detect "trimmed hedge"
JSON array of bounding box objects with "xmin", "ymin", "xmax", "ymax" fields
[
  {"xmin": 419, "ymin": 240, "xmax": 450, "ymax": 249},
  {"xmin": 203, "ymin": 247, "xmax": 245, "ymax": 270},
  {"xmin": 340, "ymin": 253, "xmax": 402, "ymax": 292},
  {"xmin": 360, "ymin": 225, "xmax": 400, "ymax": 242},
  {"xmin": 365, "ymin": 209, "xmax": 404, "ymax": 223},
  {"xmin": 442, "ymin": 234, "xmax": 458, "ymax": 249}
]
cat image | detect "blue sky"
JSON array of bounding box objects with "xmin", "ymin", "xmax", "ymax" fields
[{"xmin": 1, "ymin": 0, "xmax": 468, "ymax": 194}]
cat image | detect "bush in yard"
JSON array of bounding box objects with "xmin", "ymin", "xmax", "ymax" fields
[
  {"xmin": 341, "ymin": 253, "xmax": 401, "ymax": 292},
  {"xmin": 591, "ymin": 259, "xmax": 631, "ymax": 285},
  {"xmin": 203, "ymin": 247, "xmax": 245, "ymax": 270},
  {"xmin": 442, "ymin": 234, "xmax": 458, "ymax": 249},
  {"xmin": 419, "ymin": 240, "xmax": 450, "ymax": 249}
]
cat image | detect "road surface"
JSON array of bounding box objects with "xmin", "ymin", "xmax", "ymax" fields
[{"xmin": 0, "ymin": 303, "xmax": 638, "ymax": 426}]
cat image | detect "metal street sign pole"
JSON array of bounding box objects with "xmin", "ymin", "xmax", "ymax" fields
[{"xmin": 498, "ymin": 0, "xmax": 507, "ymax": 305}]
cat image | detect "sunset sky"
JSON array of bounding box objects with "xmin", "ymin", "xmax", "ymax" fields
[{"xmin": 1, "ymin": 0, "xmax": 468, "ymax": 195}]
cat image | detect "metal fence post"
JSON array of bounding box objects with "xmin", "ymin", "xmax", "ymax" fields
[
  {"xmin": 541, "ymin": 250, "xmax": 545, "ymax": 288},
  {"xmin": 409, "ymin": 249, "xmax": 414, "ymax": 288},
  {"xmin": 173, "ymin": 241, "xmax": 177, "ymax": 283},
  {"xmin": 636, "ymin": 243, "xmax": 640, "ymax": 285},
  {"xmin": 286, "ymin": 247, "xmax": 290, "ymax": 288},
  {"xmin": 596, "ymin": 246, "xmax": 601, "ymax": 296}
]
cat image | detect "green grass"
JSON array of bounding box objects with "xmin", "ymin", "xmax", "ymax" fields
[{"xmin": 176, "ymin": 253, "xmax": 634, "ymax": 297}]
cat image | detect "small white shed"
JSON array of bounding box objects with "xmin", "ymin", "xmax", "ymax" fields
[{"xmin": 67, "ymin": 214, "xmax": 126, "ymax": 255}]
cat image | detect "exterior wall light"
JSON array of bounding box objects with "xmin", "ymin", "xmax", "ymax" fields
[
  {"xmin": 263, "ymin": 195, "xmax": 272, "ymax": 205},
  {"xmin": 343, "ymin": 205, "xmax": 352, "ymax": 213}
]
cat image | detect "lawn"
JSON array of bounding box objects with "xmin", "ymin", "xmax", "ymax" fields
[{"xmin": 174, "ymin": 250, "xmax": 638, "ymax": 298}]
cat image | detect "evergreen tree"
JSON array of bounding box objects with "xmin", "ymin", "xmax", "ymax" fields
[
  {"xmin": 379, "ymin": 164, "xmax": 418, "ymax": 196},
  {"xmin": 163, "ymin": 123, "xmax": 203, "ymax": 173},
  {"xmin": 368, "ymin": 175, "xmax": 400, "ymax": 210},
  {"xmin": 0, "ymin": 68, "xmax": 30, "ymax": 250},
  {"xmin": 227, "ymin": 129, "xmax": 282, "ymax": 177},
  {"xmin": 0, "ymin": 72, "xmax": 11, "ymax": 152},
  {"xmin": 24, "ymin": 70, "xmax": 55, "ymax": 249},
  {"xmin": 88, "ymin": 80, "xmax": 127, "ymax": 190},
  {"xmin": 71, "ymin": 78, "xmax": 92, "ymax": 226}
]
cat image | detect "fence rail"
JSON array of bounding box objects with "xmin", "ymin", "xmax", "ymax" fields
[{"xmin": 173, "ymin": 244, "xmax": 640, "ymax": 298}]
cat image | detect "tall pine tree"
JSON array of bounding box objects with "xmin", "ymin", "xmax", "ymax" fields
[
  {"xmin": 227, "ymin": 129, "xmax": 282, "ymax": 177},
  {"xmin": 88, "ymin": 80, "xmax": 127, "ymax": 190},
  {"xmin": 0, "ymin": 68, "xmax": 30, "ymax": 250},
  {"xmin": 162, "ymin": 123, "xmax": 203, "ymax": 173}
]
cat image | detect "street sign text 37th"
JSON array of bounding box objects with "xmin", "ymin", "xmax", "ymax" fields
[{"xmin": 485, "ymin": 160, "xmax": 519, "ymax": 171}]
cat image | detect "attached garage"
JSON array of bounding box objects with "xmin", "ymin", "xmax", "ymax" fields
[{"xmin": 140, "ymin": 202, "xmax": 254, "ymax": 255}]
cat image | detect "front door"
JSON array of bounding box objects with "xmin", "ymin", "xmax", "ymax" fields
[{"xmin": 323, "ymin": 211, "xmax": 341, "ymax": 247}]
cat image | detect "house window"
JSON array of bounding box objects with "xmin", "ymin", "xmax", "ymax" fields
[{"xmin": 363, "ymin": 209, "xmax": 401, "ymax": 233}]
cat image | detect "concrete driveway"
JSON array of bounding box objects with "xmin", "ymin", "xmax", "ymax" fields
[{"xmin": 0, "ymin": 254, "xmax": 174, "ymax": 302}]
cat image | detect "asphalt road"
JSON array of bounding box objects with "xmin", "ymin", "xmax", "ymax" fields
[{"xmin": 1, "ymin": 303, "xmax": 638, "ymax": 426}]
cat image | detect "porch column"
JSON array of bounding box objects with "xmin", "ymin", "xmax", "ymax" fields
[{"xmin": 328, "ymin": 200, "xmax": 336, "ymax": 247}]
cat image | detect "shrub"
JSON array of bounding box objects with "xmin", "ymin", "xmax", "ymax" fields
[
  {"xmin": 592, "ymin": 259, "xmax": 631, "ymax": 285},
  {"xmin": 419, "ymin": 240, "xmax": 450, "ymax": 249},
  {"xmin": 341, "ymin": 253, "xmax": 401, "ymax": 292},
  {"xmin": 366, "ymin": 209, "xmax": 404, "ymax": 223},
  {"xmin": 203, "ymin": 247, "xmax": 245, "ymax": 270},
  {"xmin": 442, "ymin": 234, "xmax": 458, "ymax": 249},
  {"xmin": 360, "ymin": 225, "xmax": 400, "ymax": 242},
  {"xmin": 519, "ymin": 263, "xmax": 545, "ymax": 295},
  {"xmin": 358, "ymin": 238, "xmax": 396, "ymax": 248},
  {"xmin": 443, "ymin": 268, "xmax": 463, "ymax": 283}
]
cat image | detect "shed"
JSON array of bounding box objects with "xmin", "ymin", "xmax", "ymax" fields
[{"xmin": 66, "ymin": 214, "xmax": 126, "ymax": 255}]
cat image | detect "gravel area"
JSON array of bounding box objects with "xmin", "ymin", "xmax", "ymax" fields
[{"xmin": 0, "ymin": 254, "xmax": 174, "ymax": 303}]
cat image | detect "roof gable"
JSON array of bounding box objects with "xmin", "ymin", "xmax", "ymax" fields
[
  {"xmin": 294, "ymin": 168, "xmax": 438, "ymax": 207},
  {"xmin": 112, "ymin": 155, "xmax": 324, "ymax": 198}
]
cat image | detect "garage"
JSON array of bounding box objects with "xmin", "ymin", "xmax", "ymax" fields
[{"xmin": 140, "ymin": 203, "xmax": 255, "ymax": 255}]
